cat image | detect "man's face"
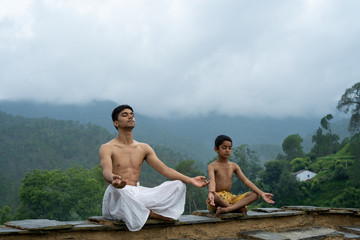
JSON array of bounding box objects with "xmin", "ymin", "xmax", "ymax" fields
[
  {"xmin": 215, "ymin": 140, "xmax": 232, "ymax": 159},
  {"xmin": 114, "ymin": 108, "xmax": 135, "ymax": 129}
]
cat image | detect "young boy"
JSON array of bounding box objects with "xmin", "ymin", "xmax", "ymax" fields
[{"xmin": 207, "ymin": 135, "xmax": 274, "ymax": 216}]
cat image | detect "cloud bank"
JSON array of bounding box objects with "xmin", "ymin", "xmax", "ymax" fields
[{"xmin": 0, "ymin": 0, "xmax": 359, "ymax": 118}]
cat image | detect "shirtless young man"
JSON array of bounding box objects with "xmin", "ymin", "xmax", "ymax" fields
[
  {"xmin": 100, "ymin": 104, "xmax": 209, "ymax": 231},
  {"xmin": 207, "ymin": 135, "xmax": 274, "ymax": 216}
]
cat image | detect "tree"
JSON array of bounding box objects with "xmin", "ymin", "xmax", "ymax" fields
[
  {"xmin": 175, "ymin": 160, "xmax": 207, "ymax": 214},
  {"xmin": 337, "ymin": 82, "xmax": 360, "ymax": 133},
  {"xmin": 0, "ymin": 206, "xmax": 13, "ymax": 224},
  {"xmin": 231, "ymin": 145, "xmax": 263, "ymax": 194},
  {"xmin": 282, "ymin": 134, "xmax": 305, "ymax": 161},
  {"xmin": 17, "ymin": 166, "xmax": 106, "ymax": 221},
  {"xmin": 320, "ymin": 114, "xmax": 333, "ymax": 134}
]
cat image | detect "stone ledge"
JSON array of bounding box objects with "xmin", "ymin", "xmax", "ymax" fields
[{"xmin": 1, "ymin": 206, "xmax": 359, "ymax": 239}]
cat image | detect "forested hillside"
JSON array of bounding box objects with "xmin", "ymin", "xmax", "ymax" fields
[
  {"xmin": 1, "ymin": 100, "xmax": 350, "ymax": 164},
  {"xmin": 0, "ymin": 112, "xmax": 191, "ymax": 210}
]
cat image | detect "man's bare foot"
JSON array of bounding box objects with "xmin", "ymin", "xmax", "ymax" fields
[{"xmin": 149, "ymin": 211, "xmax": 175, "ymax": 221}]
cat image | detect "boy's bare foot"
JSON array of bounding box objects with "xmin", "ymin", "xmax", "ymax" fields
[
  {"xmin": 240, "ymin": 206, "xmax": 248, "ymax": 214},
  {"xmin": 215, "ymin": 206, "xmax": 229, "ymax": 216}
]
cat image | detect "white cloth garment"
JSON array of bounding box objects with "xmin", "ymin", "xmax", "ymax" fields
[{"xmin": 102, "ymin": 180, "xmax": 186, "ymax": 231}]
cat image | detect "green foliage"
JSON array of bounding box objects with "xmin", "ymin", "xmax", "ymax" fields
[
  {"xmin": 337, "ymin": 82, "xmax": 360, "ymax": 133},
  {"xmin": 0, "ymin": 206, "xmax": 13, "ymax": 224},
  {"xmin": 0, "ymin": 111, "xmax": 114, "ymax": 209},
  {"xmin": 331, "ymin": 187, "xmax": 360, "ymax": 208},
  {"xmin": 231, "ymin": 145, "xmax": 263, "ymax": 194},
  {"xmin": 290, "ymin": 157, "xmax": 310, "ymax": 172},
  {"xmin": 175, "ymin": 160, "xmax": 207, "ymax": 214},
  {"xmin": 282, "ymin": 134, "xmax": 305, "ymax": 161},
  {"xmin": 16, "ymin": 165, "xmax": 106, "ymax": 221},
  {"xmin": 311, "ymin": 128, "xmax": 340, "ymax": 157}
]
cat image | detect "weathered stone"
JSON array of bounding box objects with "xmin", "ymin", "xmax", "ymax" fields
[
  {"xmin": 282, "ymin": 206, "xmax": 330, "ymax": 212},
  {"xmin": 5, "ymin": 219, "xmax": 73, "ymax": 231},
  {"xmin": 0, "ymin": 226, "xmax": 26, "ymax": 235},
  {"xmin": 252, "ymin": 208, "xmax": 285, "ymax": 213},
  {"xmin": 276, "ymin": 226, "xmax": 342, "ymax": 239},
  {"xmin": 178, "ymin": 215, "xmax": 220, "ymax": 224},
  {"xmin": 335, "ymin": 231, "xmax": 360, "ymax": 239},
  {"xmin": 339, "ymin": 226, "xmax": 360, "ymax": 235},
  {"xmin": 88, "ymin": 216, "xmax": 126, "ymax": 226},
  {"xmin": 192, "ymin": 210, "xmax": 245, "ymax": 219},
  {"xmin": 244, "ymin": 210, "xmax": 302, "ymax": 219},
  {"xmin": 239, "ymin": 230, "xmax": 290, "ymax": 240}
]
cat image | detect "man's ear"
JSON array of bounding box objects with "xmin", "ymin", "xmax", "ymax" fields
[{"xmin": 114, "ymin": 121, "xmax": 119, "ymax": 128}]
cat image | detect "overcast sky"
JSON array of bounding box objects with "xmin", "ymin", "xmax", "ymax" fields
[{"xmin": 0, "ymin": 1, "xmax": 359, "ymax": 119}]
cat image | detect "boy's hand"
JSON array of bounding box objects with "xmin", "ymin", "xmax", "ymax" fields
[
  {"xmin": 112, "ymin": 175, "xmax": 127, "ymax": 189},
  {"xmin": 261, "ymin": 192, "xmax": 275, "ymax": 204},
  {"xmin": 207, "ymin": 191, "xmax": 215, "ymax": 206},
  {"xmin": 189, "ymin": 176, "xmax": 210, "ymax": 188}
]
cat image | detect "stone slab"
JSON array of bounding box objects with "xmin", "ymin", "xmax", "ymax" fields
[
  {"xmin": 282, "ymin": 206, "xmax": 330, "ymax": 212},
  {"xmin": 192, "ymin": 210, "xmax": 302, "ymax": 221},
  {"xmin": 178, "ymin": 215, "xmax": 220, "ymax": 224},
  {"xmin": 0, "ymin": 226, "xmax": 26, "ymax": 235},
  {"xmin": 88, "ymin": 216, "xmax": 126, "ymax": 226},
  {"xmin": 339, "ymin": 226, "xmax": 360, "ymax": 235},
  {"xmin": 5, "ymin": 219, "xmax": 74, "ymax": 231},
  {"xmin": 335, "ymin": 231, "xmax": 360, "ymax": 239},
  {"xmin": 252, "ymin": 208, "xmax": 285, "ymax": 213},
  {"xmin": 192, "ymin": 210, "xmax": 245, "ymax": 219},
  {"xmin": 276, "ymin": 226, "xmax": 342, "ymax": 240},
  {"xmin": 244, "ymin": 210, "xmax": 303, "ymax": 219},
  {"xmin": 239, "ymin": 230, "xmax": 290, "ymax": 240}
]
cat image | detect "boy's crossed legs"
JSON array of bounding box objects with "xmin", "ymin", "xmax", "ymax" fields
[{"xmin": 210, "ymin": 191, "xmax": 259, "ymax": 216}]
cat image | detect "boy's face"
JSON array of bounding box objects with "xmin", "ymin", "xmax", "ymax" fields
[{"xmin": 215, "ymin": 140, "xmax": 232, "ymax": 159}]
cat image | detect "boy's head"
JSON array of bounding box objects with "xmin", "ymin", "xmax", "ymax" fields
[{"xmin": 214, "ymin": 135, "xmax": 232, "ymax": 149}]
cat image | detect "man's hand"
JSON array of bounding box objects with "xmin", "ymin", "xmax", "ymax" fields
[
  {"xmin": 207, "ymin": 191, "xmax": 215, "ymax": 206},
  {"xmin": 112, "ymin": 175, "xmax": 127, "ymax": 189},
  {"xmin": 189, "ymin": 176, "xmax": 210, "ymax": 188},
  {"xmin": 261, "ymin": 192, "xmax": 275, "ymax": 204}
]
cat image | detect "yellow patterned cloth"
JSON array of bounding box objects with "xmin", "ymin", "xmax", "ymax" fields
[{"xmin": 206, "ymin": 191, "xmax": 249, "ymax": 213}]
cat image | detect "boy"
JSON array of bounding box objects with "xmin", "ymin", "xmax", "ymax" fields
[{"xmin": 207, "ymin": 135, "xmax": 274, "ymax": 216}]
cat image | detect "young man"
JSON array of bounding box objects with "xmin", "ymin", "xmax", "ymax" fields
[
  {"xmin": 100, "ymin": 104, "xmax": 209, "ymax": 231},
  {"xmin": 207, "ymin": 135, "xmax": 274, "ymax": 216}
]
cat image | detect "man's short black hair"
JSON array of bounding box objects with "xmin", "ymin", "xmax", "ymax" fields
[
  {"xmin": 215, "ymin": 135, "xmax": 232, "ymax": 149},
  {"xmin": 112, "ymin": 105, "xmax": 134, "ymax": 129}
]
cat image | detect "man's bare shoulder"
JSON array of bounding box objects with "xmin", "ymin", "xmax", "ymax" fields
[{"xmin": 100, "ymin": 139, "xmax": 117, "ymax": 149}]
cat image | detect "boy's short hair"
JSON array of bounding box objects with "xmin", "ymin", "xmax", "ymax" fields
[{"xmin": 215, "ymin": 135, "xmax": 232, "ymax": 149}]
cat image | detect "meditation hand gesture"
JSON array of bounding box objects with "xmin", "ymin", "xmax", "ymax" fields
[
  {"xmin": 112, "ymin": 175, "xmax": 127, "ymax": 189},
  {"xmin": 207, "ymin": 191, "xmax": 215, "ymax": 206},
  {"xmin": 189, "ymin": 176, "xmax": 210, "ymax": 188},
  {"xmin": 261, "ymin": 192, "xmax": 275, "ymax": 204}
]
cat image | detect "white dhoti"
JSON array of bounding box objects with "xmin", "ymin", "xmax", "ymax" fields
[{"xmin": 102, "ymin": 180, "xmax": 186, "ymax": 231}]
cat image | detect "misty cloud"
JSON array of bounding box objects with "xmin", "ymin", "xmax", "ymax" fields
[{"xmin": 0, "ymin": 0, "xmax": 359, "ymax": 118}]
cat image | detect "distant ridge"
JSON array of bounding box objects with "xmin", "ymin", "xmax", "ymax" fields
[{"xmin": 0, "ymin": 100, "xmax": 350, "ymax": 163}]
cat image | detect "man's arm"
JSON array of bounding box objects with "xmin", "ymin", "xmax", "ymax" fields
[
  {"xmin": 234, "ymin": 163, "xmax": 274, "ymax": 204},
  {"xmin": 99, "ymin": 144, "xmax": 126, "ymax": 188},
  {"xmin": 144, "ymin": 144, "xmax": 209, "ymax": 188}
]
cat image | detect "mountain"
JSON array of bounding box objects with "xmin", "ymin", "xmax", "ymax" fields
[{"xmin": 0, "ymin": 100, "xmax": 351, "ymax": 164}]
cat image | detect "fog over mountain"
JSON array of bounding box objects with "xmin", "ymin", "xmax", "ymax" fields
[{"xmin": 0, "ymin": 100, "xmax": 351, "ymax": 164}]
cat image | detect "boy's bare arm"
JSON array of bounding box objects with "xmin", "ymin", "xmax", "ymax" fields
[
  {"xmin": 145, "ymin": 144, "xmax": 209, "ymax": 187},
  {"xmin": 234, "ymin": 163, "xmax": 274, "ymax": 204},
  {"xmin": 207, "ymin": 164, "xmax": 216, "ymax": 206}
]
